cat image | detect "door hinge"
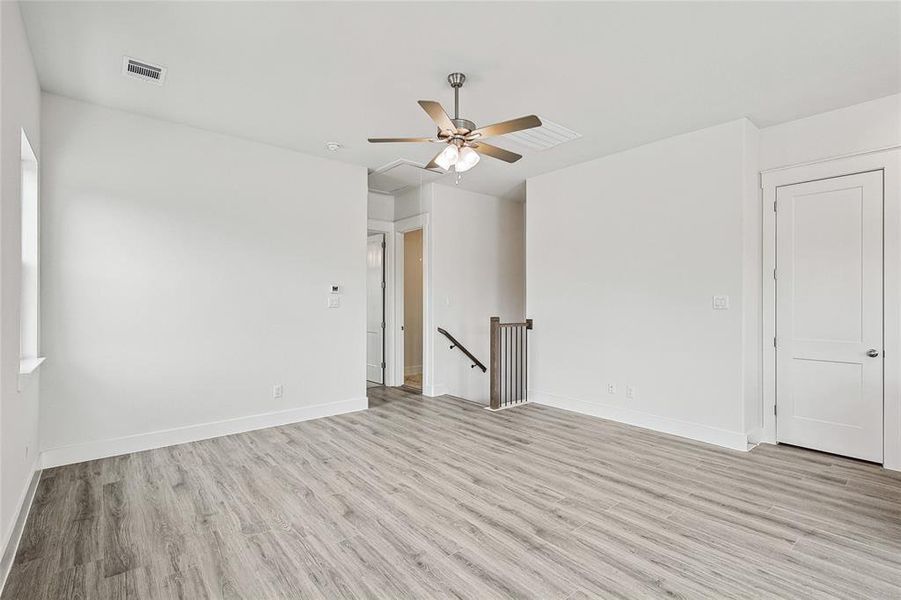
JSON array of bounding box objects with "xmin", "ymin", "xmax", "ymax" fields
[
  {"xmin": 773, "ymin": 200, "xmax": 777, "ymax": 212},
  {"xmin": 381, "ymin": 322, "xmax": 385, "ymax": 329},
  {"xmin": 773, "ymin": 336, "xmax": 777, "ymax": 348},
  {"xmin": 773, "ymin": 268, "xmax": 777, "ymax": 280},
  {"xmin": 381, "ymin": 281, "xmax": 386, "ymax": 289},
  {"xmin": 774, "ymin": 404, "xmax": 777, "ymax": 416},
  {"xmin": 381, "ymin": 241, "xmax": 386, "ymax": 249},
  {"xmin": 381, "ymin": 362, "xmax": 386, "ymax": 369}
]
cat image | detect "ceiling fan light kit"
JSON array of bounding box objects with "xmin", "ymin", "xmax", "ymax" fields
[
  {"xmin": 455, "ymin": 147, "xmax": 480, "ymax": 172},
  {"xmin": 368, "ymin": 72, "xmax": 542, "ymax": 175},
  {"xmin": 434, "ymin": 145, "xmax": 459, "ymax": 170}
]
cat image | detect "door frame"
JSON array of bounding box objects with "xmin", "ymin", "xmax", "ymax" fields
[
  {"xmin": 762, "ymin": 148, "xmax": 901, "ymax": 470},
  {"xmin": 368, "ymin": 219, "xmax": 396, "ymax": 386},
  {"xmin": 394, "ymin": 213, "xmax": 436, "ymax": 395},
  {"xmin": 365, "ymin": 232, "xmax": 387, "ymax": 385}
]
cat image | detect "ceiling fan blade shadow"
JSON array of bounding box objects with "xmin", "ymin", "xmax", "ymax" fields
[
  {"xmin": 418, "ymin": 100, "xmax": 456, "ymax": 133},
  {"xmin": 472, "ymin": 143, "xmax": 522, "ymax": 163},
  {"xmin": 469, "ymin": 115, "xmax": 542, "ymax": 139}
]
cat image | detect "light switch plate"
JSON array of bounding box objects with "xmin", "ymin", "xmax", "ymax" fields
[
  {"xmin": 328, "ymin": 296, "xmax": 340, "ymax": 308},
  {"xmin": 712, "ymin": 295, "xmax": 730, "ymax": 310}
]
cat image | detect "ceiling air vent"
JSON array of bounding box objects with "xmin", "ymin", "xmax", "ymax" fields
[
  {"xmin": 122, "ymin": 56, "xmax": 167, "ymax": 85},
  {"xmin": 499, "ymin": 118, "xmax": 581, "ymax": 151}
]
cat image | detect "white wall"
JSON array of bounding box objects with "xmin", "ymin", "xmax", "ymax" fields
[
  {"xmin": 527, "ymin": 119, "xmax": 760, "ymax": 450},
  {"xmin": 39, "ymin": 94, "xmax": 368, "ymax": 466},
  {"xmin": 760, "ymin": 93, "xmax": 900, "ymax": 170},
  {"xmin": 394, "ymin": 184, "xmax": 431, "ymax": 221},
  {"xmin": 431, "ymin": 185, "xmax": 525, "ymax": 403},
  {"xmin": 741, "ymin": 123, "xmax": 762, "ymax": 440},
  {"xmin": 367, "ymin": 191, "xmax": 394, "ymax": 221},
  {"xmin": 0, "ymin": 0, "xmax": 42, "ymax": 565}
]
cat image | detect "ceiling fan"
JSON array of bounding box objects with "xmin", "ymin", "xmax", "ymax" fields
[{"xmin": 368, "ymin": 73, "xmax": 542, "ymax": 173}]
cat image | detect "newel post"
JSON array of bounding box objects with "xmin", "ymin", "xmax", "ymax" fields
[{"xmin": 490, "ymin": 317, "xmax": 500, "ymax": 410}]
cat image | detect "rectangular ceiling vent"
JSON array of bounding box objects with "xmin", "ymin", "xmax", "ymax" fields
[
  {"xmin": 499, "ymin": 118, "xmax": 581, "ymax": 151},
  {"xmin": 122, "ymin": 56, "xmax": 167, "ymax": 85}
]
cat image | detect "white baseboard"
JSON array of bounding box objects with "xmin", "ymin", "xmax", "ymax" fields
[
  {"xmin": 39, "ymin": 397, "xmax": 368, "ymax": 469},
  {"xmin": 530, "ymin": 390, "xmax": 749, "ymax": 451},
  {"xmin": 746, "ymin": 426, "xmax": 764, "ymax": 447},
  {"xmin": 423, "ymin": 383, "xmax": 447, "ymax": 397},
  {"xmin": 1, "ymin": 465, "xmax": 41, "ymax": 593}
]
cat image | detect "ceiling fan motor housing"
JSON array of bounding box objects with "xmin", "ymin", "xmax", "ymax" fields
[{"xmin": 451, "ymin": 118, "xmax": 476, "ymax": 133}]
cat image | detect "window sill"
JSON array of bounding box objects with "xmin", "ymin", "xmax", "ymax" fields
[{"xmin": 19, "ymin": 357, "xmax": 45, "ymax": 375}]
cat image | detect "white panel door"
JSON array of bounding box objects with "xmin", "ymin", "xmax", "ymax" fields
[
  {"xmin": 366, "ymin": 234, "xmax": 385, "ymax": 383},
  {"xmin": 776, "ymin": 171, "xmax": 883, "ymax": 462}
]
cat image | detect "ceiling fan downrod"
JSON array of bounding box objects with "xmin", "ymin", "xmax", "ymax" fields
[
  {"xmin": 447, "ymin": 72, "xmax": 475, "ymax": 133},
  {"xmin": 447, "ymin": 72, "xmax": 465, "ymax": 118}
]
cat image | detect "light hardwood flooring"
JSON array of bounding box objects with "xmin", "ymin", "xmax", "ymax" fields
[
  {"xmin": 404, "ymin": 372, "xmax": 422, "ymax": 389},
  {"xmin": 5, "ymin": 386, "xmax": 901, "ymax": 599}
]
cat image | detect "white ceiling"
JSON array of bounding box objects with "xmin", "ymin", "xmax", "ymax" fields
[{"xmin": 21, "ymin": 1, "xmax": 901, "ymax": 199}]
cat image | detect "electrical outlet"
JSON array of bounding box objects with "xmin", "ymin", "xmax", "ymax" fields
[
  {"xmin": 626, "ymin": 385, "xmax": 636, "ymax": 400},
  {"xmin": 273, "ymin": 384, "xmax": 284, "ymax": 399},
  {"xmin": 607, "ymin": 383, "xmax": 617, "ymax": 395}
]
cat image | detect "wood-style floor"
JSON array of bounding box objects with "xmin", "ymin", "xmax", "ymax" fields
[{"xmin": 5, "ymin": 387, "xmax": 901, "ymax": 599}]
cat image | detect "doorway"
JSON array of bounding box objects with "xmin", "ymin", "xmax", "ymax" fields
[
  {"xmin": 774, "ymin": 170, "xmax": 884, "ymax": 462},
  {"xmin": 763, "ymin": 149, "xmax": 901, "ymax": 470},
  {"xmin": 366, "ymin": 233, "xmax": 386, "ymax": 386},
  {"xmin": 402, "ymin": 228, "xmax": 423, "ymax": 390}
]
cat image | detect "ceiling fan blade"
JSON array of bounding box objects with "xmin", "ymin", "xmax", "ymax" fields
[
  {"xmin": 418, "ymin": 100, "xmax": 456, "ymax": 133},
  {"xmin": 424, "ymin": 148, "xmax": 448, "ymax": 170},
  {"xmin": 472, "ymin": 143, "xmax": 522, "ymax": 163},
  {"xmin": 469, "ymin": 115, "xmax": 542, "ymax": 139},
  {"xmin": 368, "ymin": 137, "xmax": 434, "ymax": 143}
]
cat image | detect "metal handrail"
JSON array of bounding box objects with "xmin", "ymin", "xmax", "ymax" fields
[{"xmin": 437, "ymin": 327, "xmax": 487, "ymax": 373}]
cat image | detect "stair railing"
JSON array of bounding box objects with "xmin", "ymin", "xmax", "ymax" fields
[
  {"xmin": 490, "ymin": 317, "xmax": 533, "ymax": 410},
  {"xmin": 437, "ymin": 327, "xmax": 487, "ymax": 372}
]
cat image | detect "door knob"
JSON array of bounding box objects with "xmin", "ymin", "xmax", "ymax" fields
[{"xmin": 867, "ymin": 349, "xmax": 879, "ymax": 358}]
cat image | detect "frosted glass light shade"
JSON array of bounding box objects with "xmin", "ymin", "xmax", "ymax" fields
[
  {"xmin": 454, "ymin": 147, "xmax": 480, "ymax": 172},
  {"xmin": 434, "ymin": 145, "xmax": 459, "ymax": 170}
]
